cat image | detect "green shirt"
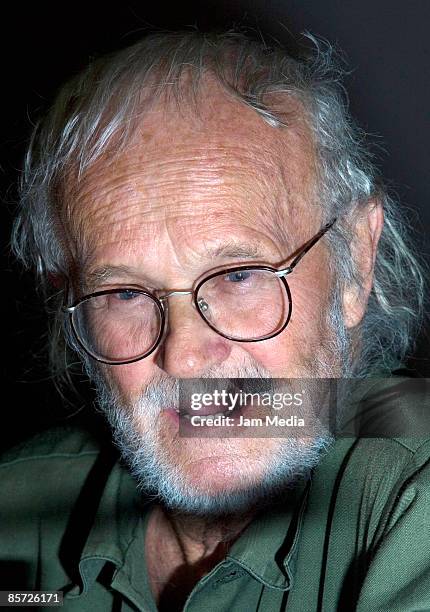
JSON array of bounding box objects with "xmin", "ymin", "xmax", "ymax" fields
[{"xmin": 1, "ymin": 420, "xmax": 430, "ymax": 610}]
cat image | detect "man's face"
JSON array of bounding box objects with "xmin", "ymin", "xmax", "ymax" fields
[{"xmin": 65, "ymin": 85, "xmax": 343, "ymax": 514}]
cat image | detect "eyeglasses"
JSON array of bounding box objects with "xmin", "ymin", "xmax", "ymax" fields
[{"xmin": 63, "ymin": 218, "xmax": 337, "ymax": 365}]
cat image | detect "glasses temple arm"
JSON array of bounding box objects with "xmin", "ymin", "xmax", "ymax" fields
[{"xmin": 276, "ymin": 217, "xmax": 337, "ymax": 277}]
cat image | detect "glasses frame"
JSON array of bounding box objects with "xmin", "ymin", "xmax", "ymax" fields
[{"xmin": 63, "ymin": 218, "xmax": 337, "ymax": 365}]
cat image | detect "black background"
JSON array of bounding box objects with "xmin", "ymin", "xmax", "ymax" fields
[{"xmin": 2, "ymin": 1, "xmax": 429, "ymax": 450}]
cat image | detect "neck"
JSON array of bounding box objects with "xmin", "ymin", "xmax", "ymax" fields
[
  {"xmin": 163, "ymin": 505, "xmax": 255, "ymax": 561},
  {"xmin": 145, "ymin": 503, "xmax": 256, "ymax": 609}
]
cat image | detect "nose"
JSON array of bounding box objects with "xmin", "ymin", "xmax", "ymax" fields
[{"xmin": 154, "ymin": 293, "xmax": 232, "ymax": 377}]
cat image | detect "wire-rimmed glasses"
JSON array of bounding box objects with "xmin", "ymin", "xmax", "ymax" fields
[{"xmin": 63, "ymin": 218, "xmax": 337, "ymax": 365}]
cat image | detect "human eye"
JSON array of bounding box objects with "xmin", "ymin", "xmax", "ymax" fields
[
  {"xmin": 91, "ymin": 289, "xmax": 148, "ymax": 311},
  {"xmin": 107, "ymin": 289, "xmax": 153, "ymax": 310},
  {"xmin": 224, "ymin": 270, "xmax": 253, "ymax": 283},
  {"xmin": 115, "ymin": 289, "xmax": 141, "ymax": 301}
]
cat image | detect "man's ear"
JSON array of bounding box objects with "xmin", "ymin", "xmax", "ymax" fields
[{"xmin": 342, "ymin": 201, "xmax": 384, "ymax": 329}]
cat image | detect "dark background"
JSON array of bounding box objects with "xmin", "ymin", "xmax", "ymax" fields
[{"xmin": 2, "ymin": 1, "xmax": 429, "ymax": 451}]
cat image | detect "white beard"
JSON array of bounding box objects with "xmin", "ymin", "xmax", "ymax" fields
[
  {"xmin": 87, "ymin": 291, "xmax": 348, "ymax": 517},
  {"xmin": 91, "ymin": 366, "xmax": 335, "ymax": 516}
]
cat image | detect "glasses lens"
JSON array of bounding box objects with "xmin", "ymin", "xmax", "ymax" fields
[
  {"xmin": 196, "ymin": 269, "xmax": 290, "ymax": 340},
  {"xmin": 71, "ymin": 290, "xmax": 162, "ymax": 363}
]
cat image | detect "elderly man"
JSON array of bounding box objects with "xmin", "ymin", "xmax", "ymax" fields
[{"xmin": 2, "ymin": 30, "xmax": 429, "ymax": 611}]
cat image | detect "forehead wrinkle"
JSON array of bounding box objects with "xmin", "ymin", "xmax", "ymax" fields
[
  {"xmin": 69, "ymin": 181, "xmax": 287, "ymax": 266},
  {"xmin": 69, "ymin": 146, "xmax": 273, "ymax": 223},
  {"xmin": 74, "ymin": 135, "xmax": 284, "ymax": 182},
  {"xmin": 62, "ymin": 90, "xmax": 318, "ymax": 271},
  {"xmin": 76, "ymin": 144, "xmax": 284, "ymax": 207},
  {"xmin": 73, "ymin": 197, "xmax": 296, "ymax": 278},
  {"xmin": 68, "ymin": 100, "xmax": 296, "ymax": 194}
]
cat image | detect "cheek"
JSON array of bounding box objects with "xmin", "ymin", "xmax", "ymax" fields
[
  {"xmin": 242, "ymin": 280, "xmax": 333, "ymax": 374},
  {"xmin": 102, "ymin": 361, "xmax": 156, "ymax": 402},
  {"xmin": 289, "ymin": 269, "xmax": 333, "ymax": 328}
]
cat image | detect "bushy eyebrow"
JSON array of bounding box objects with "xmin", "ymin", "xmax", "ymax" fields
[
  {"xmin": 84, "ymin": 264, "xmax": 141, "ymax": 288},
  {"xmin": 202, "ymin": 241, "xmax": 268, "ymax": 259},
  {"xmin": 84, "ymin": 241, "xmax": 272, "ymax": 289}
]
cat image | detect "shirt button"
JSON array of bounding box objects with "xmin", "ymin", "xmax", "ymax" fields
[{"xmin": 212, "ymin": 568, "xmax": 247, "ymax": 587}]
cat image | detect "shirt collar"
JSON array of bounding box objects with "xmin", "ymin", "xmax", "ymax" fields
[
  {"xmin": 65, "ymin": 451, "xmax": 310, "ymax": 598},
  {"xmin": 65, "ymin": 454, "xmax": 146, "ymax": 597},
  {"xmin": 226, "ymin": 479, "xmax": 310, "ymax": 590}
]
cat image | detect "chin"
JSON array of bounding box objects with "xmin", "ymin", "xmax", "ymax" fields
[
  {"xmin": 115, "ymin": 415, "xmax": 332, "ymax": 516},
  {"xmin": 94, "ymin": 367, "xmax": 334, "ymax": 515}
]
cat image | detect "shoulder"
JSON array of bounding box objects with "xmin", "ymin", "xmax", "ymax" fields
[
  {"xmin": 320, "ymin": 433, "xmax": 430, "ymax": 556},
  {"xmin": 339, "ymin": 436, "xmax": 430, "ymax": 510},
  {"xmin": 0, "ymin": 423, "xmax": 103, "ymax": 468},
  {"xmin": 0, "ymin": 423, "xmax": 116, "ymax": 516},
  {"xmin": 309, "ymin": 435, "xmax": 430, "ymax": 609},
  {"xmin": 0, "ymin": 423, "xmax": 119, "ymax": 589},
  {"xmin": 350, "ymin": 439, "xmax": 430, "ymax": 610},
  {"xmin": 350, "ymin": 436, "xmax": 430, "ymax": 469},
  {"xmin": 339, "ymin": 376, "xmax": 430, "ymax": 483}
]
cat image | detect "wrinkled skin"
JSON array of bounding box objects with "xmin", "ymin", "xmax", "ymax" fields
[{"xmin": 62, "ymin": 81, "xmax": 383, "ymax": 607}]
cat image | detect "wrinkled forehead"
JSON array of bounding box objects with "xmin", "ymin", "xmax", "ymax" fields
[{"xmin": 62, "ymin": 80, "xmax": 319, "ymax": 267}]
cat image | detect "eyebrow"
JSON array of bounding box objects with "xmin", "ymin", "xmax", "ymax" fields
[
  {"xmin": 202, "ymin": 241, "xmax": 268, "ymax": 259},
  {"xmin": 84, "ymin": 242, "xmax": 271, "ymax": 289},
  {"xmin": 84, "ymin": 264, "xmax": 144, "ymax": 288}
]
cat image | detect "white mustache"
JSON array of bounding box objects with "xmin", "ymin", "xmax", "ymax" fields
[{"xmin": 133, "ymin": 361, "xmax": 274, "ymax": 416}]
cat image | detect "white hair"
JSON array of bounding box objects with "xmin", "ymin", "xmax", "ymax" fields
[{"xmin": 11, "ymin": 29, "xmax": 426, "ymax": 384}]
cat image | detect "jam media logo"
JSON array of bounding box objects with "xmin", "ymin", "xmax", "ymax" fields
[{"xmin": 187, "ymin": 412, "xmax": 306, "ymax": 428}]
